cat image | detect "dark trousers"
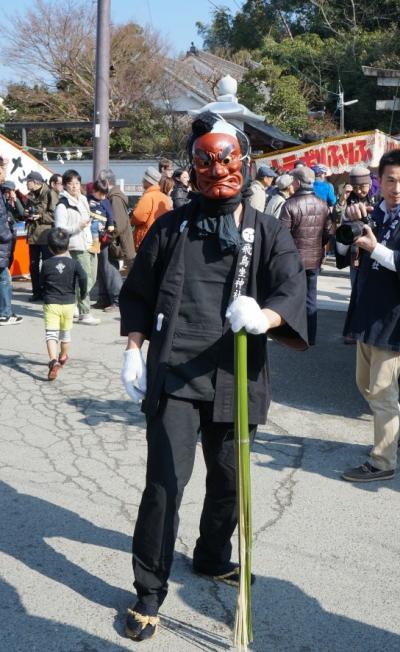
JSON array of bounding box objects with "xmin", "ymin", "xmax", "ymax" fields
[
  {"xmin": 96, "ymin": 246, "xmax": 122, "ymax": 305},
  {"xmin": 306, "ymin": 268, "xmax": 319, "ymax": 345},
  {"xmin": 29, "ymin": 244, "xmax": 51, "ymax": 296},
  {"xmin": 131, "ymin": 394, "xmax": 256, "ymax": 615}
]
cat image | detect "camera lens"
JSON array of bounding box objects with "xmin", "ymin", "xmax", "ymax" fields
[{"xmin": 336, "ymin": 221, "xmax": 364, "ymax": 245}]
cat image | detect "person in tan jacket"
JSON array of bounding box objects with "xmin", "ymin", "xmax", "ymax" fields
[
  {"xmin": 24, "ymin": 171, "xmax": 54, "ymax": 301},
  {"xmin": 131, "ymin": 167, "xmax": 172, "ymax": 251}
]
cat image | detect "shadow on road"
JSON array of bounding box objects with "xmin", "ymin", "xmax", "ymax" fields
[
  {"xmin": 268, "ymin": 310, "xmax": 366, "ymax": 419},
  {"xmin": 67, "ymin": 397, "xmax": 146, "ymax": 427},
  {"xmin": 0, "ymin": 354, "xmax": 48, "ymax": 381},
  {"xmin": 0, "ymin": 578, "xmax": 130, "ymax": 652},
  {"xmin": 170, "ymin": 551, "xmax": 400, "ymax": 652},
  {"xmin": 0, "ymin": 481, "xmax": 132, "ymax": 610},
  {"xmin": 253, "ymin": 430, "xmax": 400, "ymax": 493}
]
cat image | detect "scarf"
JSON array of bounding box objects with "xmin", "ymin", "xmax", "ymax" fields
[{"xmin": 193, "ymin": 193, "xmax": 243, "ymax": 253}]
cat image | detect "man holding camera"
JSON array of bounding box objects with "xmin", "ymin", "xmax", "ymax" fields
[
  {"xmin": 338, "ymin": 150, "xmax": 400, "ymax": 482},
  {"xmin": 25, "ymin": 171, "xmax": 55, "ymax": 301}
]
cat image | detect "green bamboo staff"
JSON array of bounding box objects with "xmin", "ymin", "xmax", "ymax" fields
[{"xmin": 233, "ymin": 329, "xmax": 253, "ymax": 651}]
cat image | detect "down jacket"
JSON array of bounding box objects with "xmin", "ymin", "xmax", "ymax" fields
[{"xmin": 279, "ymin": 190, "xmax": 332, "ymax": 269}]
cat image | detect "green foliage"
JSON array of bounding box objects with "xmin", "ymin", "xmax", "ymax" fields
[
  {"xmin": 201, "ymin": 2, "xmax": 400, "ymax": 137},
  {"xmin": 264, "ymin": 76, "xmax": 309, "ymax": 136},
  {"xmin": 238, "ymin": 62, "xmax": 310, "ymax": 136},
  {"xmin": 196, "ymin": 8, "xmax": 234, "ymax": 52},
  {"xmin": 109, "ymin": 105, "xmax": 191, "ymax": 160},
  {"xmin": 230, "ymin": 0, "xmax": 278, "ymax": 49}
]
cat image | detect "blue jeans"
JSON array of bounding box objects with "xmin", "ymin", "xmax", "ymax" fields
[
  {"xmin": 0, "ymin": 267, "xmax": 12, "ymax": 317},
  {"xmin": 306, "ymin": 268, "xmax": 319, "ymax": 345}
]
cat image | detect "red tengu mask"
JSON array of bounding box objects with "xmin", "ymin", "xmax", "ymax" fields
[{"xmin": 192, "ymin": 132, "xmax": 243, "ymax": 199}]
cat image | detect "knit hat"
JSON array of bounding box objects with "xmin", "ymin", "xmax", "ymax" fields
[
  {"xmin": 349, "ymin": 165, "xmax": 371, "ymax": 186},
  {"xmin": 292, "ymin": 166, "xmax": 315, "ymax": 190},
  {"xmin": 276, "ymin": 173, "xmax": 294, "ymax": 191},
  {"xmin": 143, "ymin": 166, "xmax": 161, "ymax": 185}
]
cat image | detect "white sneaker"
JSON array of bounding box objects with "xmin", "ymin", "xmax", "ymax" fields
[{"xmin": 78, "ymin": 313, "xmax": 101, "ymax": 325}]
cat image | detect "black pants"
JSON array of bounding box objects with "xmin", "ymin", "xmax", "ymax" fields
[
  {"xmin": 29, "ymin": 244, "xmax": 51, "ymax": 296},
  {"xmin": 96, "ymin": 246, "xmax": 122, "ymax": 305},
  {"xmin": 131, "ymin": 394, "xmax": 256, "ymax": 615}
]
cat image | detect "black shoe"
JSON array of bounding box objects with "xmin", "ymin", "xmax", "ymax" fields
[
  {"xmin": 0, "ymin": 314, "xmax": 23, "ymax": 326},
  {"xmin": 92, "ymin": 301, "xmax": 108, "ymax": 309},
  {"xmin": 193, "ymin": 561, "xmax": 256, "ymax": 587},
  {"xmin": 341, "ymin": 461, "xmax": 395, "ymax": 482},
  {"xmin": 125, "ymin": 607, "xmax": 159, "ymax": 642}
]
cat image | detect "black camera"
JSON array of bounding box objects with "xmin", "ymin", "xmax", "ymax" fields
[
  {"xmin": 25, "ymin": 206, "xmax": 39, "ymax": 221},
  {"xmin": 336, "ymin": 215, "xmax": 376, "ymax": 246}
]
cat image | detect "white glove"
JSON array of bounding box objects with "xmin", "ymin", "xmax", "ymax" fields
[
  {"xmin": 121, "ymin": 348, "xmax": 147, "ymax": 403},
  {"xmin": 226, "ymin": 296, "xmax": 269, "ymax": 334}
]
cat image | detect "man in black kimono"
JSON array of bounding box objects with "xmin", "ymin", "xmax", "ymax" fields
[{"xmin": 119, "ymin": 112, "xmax": 308, "ymax": 641}]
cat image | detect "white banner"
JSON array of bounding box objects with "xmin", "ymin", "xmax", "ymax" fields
[
  {"xmin": 0, "ymin": 133, "xmax": 53, "ymax": 192},
  {"xmin": 256, "ymin": 130, "xmax": 400, "ymax": 174}
]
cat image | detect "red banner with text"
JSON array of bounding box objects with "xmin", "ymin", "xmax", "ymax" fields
[{"xmin": 257, "ymin": 130, "xmax": 400, "ymax": 174}]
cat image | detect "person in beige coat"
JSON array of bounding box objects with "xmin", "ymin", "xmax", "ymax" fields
[{"xmin": 248, "ymin": 164, "xmax": 278, "ymax": 212}]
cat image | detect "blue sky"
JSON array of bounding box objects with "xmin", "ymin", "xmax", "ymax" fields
[
  {"xmin": 112, "ymin": 0, "xmax": 242, "ymax": 54},
  {"xmin": 0, "ymin": 0, "xmax": 242, "ymax": 87}
]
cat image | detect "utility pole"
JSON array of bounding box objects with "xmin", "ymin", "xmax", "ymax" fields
[
  {"xmin": 93, "ymin": 0, "xmax": 110, "ymax": 180},
  {"xmin": 337, "ymin": 79, "xmax": 358, "ymax": 135},
  {"xmin": 338, "ymin": 87, "xmax": 345, "ymax": 134}
]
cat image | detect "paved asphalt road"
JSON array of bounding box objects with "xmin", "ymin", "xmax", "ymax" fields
[{"xmin": 1, "ymin": 269, "xmax": 400, "ymax": 652}]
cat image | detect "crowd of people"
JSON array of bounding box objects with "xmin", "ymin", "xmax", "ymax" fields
[
  {"xmin": 0, "ymin": 156, "xmax": 193, "ymax": 377},
  {"xmin": 248, "ymin": 160, "xmax": 380, "ymax": 346}
]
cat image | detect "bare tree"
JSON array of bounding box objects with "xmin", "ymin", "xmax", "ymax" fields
[{"xmin": 1, "ymin": 0, "xmax": 166, "ymax": 121}]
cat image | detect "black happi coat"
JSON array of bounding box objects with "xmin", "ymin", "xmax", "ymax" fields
[
  {"xmin": 120, "ymin": 200, "xmax": 308, "ymax": 423},
  {"xmin": 339, "ymin": 202, "xmax": 400, "ymax": 351}
]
